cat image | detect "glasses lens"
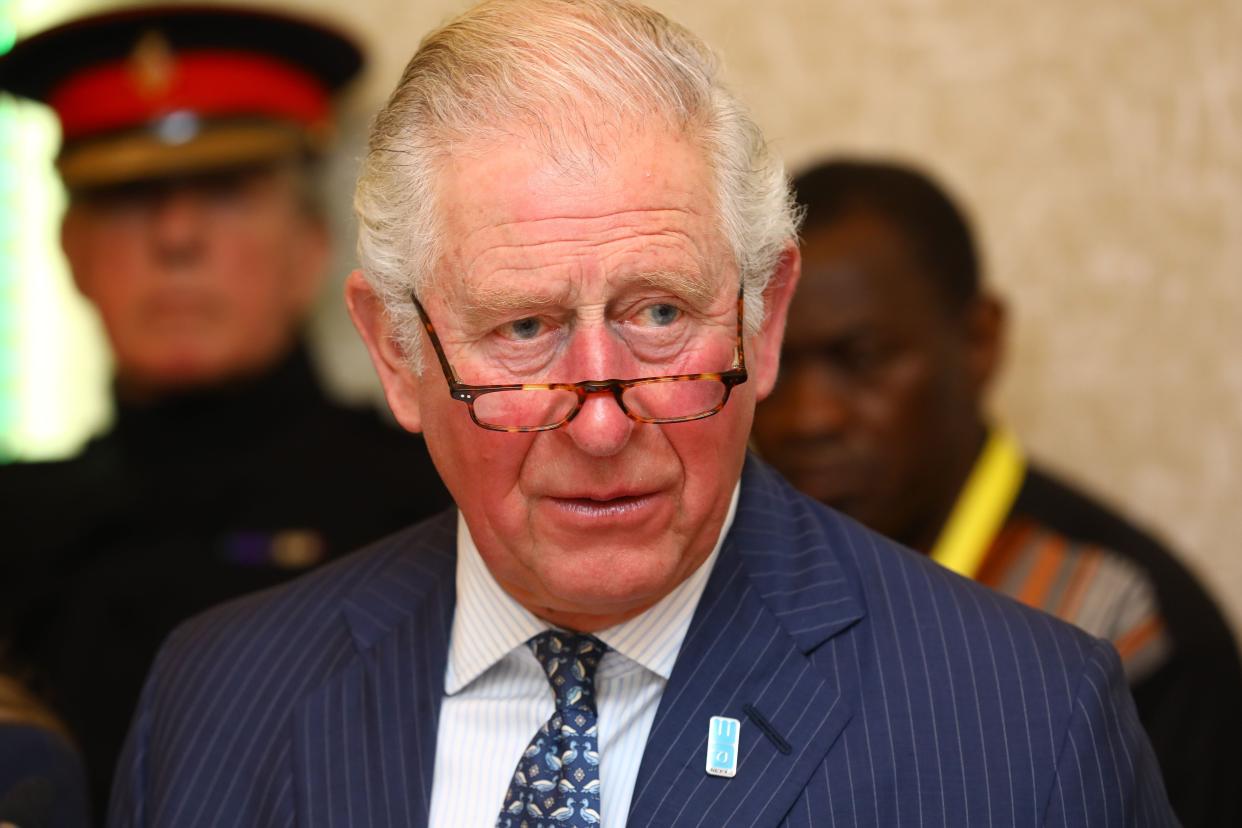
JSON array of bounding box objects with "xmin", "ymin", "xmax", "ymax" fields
[
  {"xmin": 623, "ymin": 378, "xmax": 727, "ymax": 421},
  {"xmin": 472, "ymin": 388, "xmax": 579, "ymax": 429}
]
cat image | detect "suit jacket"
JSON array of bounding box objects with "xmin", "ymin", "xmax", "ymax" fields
[
  {"xmin": 1010, "ymin": 465, "xmax": 1242, "ymax": 828},
  {"xmin": 108, "ymin": 457, "xmax": 1174, "ymax": 826}
]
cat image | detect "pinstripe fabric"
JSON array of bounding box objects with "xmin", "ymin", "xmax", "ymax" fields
[
  {"xmin": 627, "ymin": 458, "xmax": 1174, "ymax": 827},
  {"xmin": 979, "ymin": 518, "xmax": 1170, "ymax": 681},
  {"xmin": 109, "ymin": 515, "xmax": 458, "ymax": 827},
  {"xmin": 109, "ymin": 456, "xmax": 1175, "ymax": 826},
  {"xmin": 930, "ymin": 433, "xmax": 1171, "ymax": 683}
]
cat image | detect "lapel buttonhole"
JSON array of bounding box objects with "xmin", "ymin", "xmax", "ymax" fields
[{"xmin": 743, "ymin": 703, "xmax": 792, "ymax": 755}]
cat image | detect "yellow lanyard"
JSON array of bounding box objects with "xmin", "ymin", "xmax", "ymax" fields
[{"xmin": 930, "ymin": 427, "xmax": 1026, "ymax": 579}]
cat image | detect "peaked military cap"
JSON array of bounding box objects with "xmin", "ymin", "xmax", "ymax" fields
[{"xmin": 0, "ymin": 3, "xmax": 363, "ymax": 189}]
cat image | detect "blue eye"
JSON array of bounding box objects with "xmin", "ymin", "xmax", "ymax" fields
[
  {"xmin": 506, "ymin": 317, "xmax": 543, "ymax": 340},
  {"xmin": 644, "ymin": 303, "xmax": 681, "ymax": 326}
]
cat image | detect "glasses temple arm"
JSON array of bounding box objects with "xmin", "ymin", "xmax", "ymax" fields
[{"xmin": 410, "ymin": 292, "xmax": 467, "ymax": 387}]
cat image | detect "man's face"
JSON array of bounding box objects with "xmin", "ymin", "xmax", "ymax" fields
[
  {"xmin": 751, "ymin": 211, "xmax": 989, "ymax": 548},
  {"xmin": 61, "ymin": 166, "xmax": 327, "ymax": 395},
  {"xmin": 357, "ymin": 126, "xmax": 794, "ymax": 630}
]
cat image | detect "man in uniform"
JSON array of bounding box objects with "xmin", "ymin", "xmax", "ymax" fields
[
  {"xmin": 109, "ymin": 3, "xmax": 1172, "ymax": 825},
  {"xmin": 0, "ymin": 4, "xmax": 450, "ymax": 815},
  {"xmin": 751, "ymin": 158, "xmax": 1242, "ymax": 827}
]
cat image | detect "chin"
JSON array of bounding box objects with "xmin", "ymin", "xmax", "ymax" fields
[
  {"xmin": 133, "ymin": 343, "xmax": 277, "ymax": 389},
  {"xmin": 532, "ymin": 543, "xmax": 685, "ymax": 616},
  {"xmin": 147, "ymin": 361, "xmax": 232, "ymax": 388}
]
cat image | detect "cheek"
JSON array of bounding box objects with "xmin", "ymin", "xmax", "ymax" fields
[
  {"xmin": 858, "ymin": 366, "xmax": 945, "ymax": 475},
  {"xmin": 420, "ymin": 387, "xmax": 531, "ymax": 515},
  {"xmin": 209, "ymin": 231, "xmax": 306, "ymax": 324},
  {"xmin": 72, "ymin": 233, "xmax": 150, "ymax": 323},
  {"xmin": 754, "ymin": 365, "xmax": 824, "ymax": 432},
  {"xmin": 90, "ymin": 280, "xmax": 147, "ymax": 332},
  {"xmin": 667, "ymin": 387, "xmax": 753, "ymax": 505}
]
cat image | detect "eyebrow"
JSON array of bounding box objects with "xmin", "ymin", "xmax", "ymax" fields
[
  {"xmin": 635, "ymin": 269, "xmax": 718, "ymax": 309},
  {"xmin": 454, "ymin": 284, "xmax": 568, "ymax": 331},
  {"xmin": 454, "ymin": 268, "xmax": 721, "ymax": 329}
]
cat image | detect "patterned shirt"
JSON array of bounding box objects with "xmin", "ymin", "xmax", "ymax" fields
[
  {"xmin": 932, "ymin": 428, "xmax": 1169, "ymax": 681},
  {"xmin": 427, "ymin": 485, "xmax": 739, "ymax": 827},
  {"xmin": 977, "ymin": 516, "xmax": 1169, "ymax": 680}
]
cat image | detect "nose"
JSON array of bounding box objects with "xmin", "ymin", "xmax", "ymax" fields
[
  {"xmin": 558, "ymin": 324, "xmax": 636, "ymax": 457},
  {"xmin": 562, "ymin": 389, "xmax": 635, "ymax": 457},
  {"xmin": 150, "ymin": 188, "xmax": 207, "ymax": 265}
]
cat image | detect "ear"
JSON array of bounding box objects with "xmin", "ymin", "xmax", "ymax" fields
[
  {"xmin": 964, "ymin": 293, "xmax": 1005, "ymax": 398},
  {"xmin": 345, "ymin": 269, "xmax": 424, "ymax": 433},
  {"xmin": 749, "ymin": 242, "xmax": 802, "ymax": 401}
]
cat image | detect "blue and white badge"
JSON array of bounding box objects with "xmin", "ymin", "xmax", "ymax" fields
[{"xmin": 705, "ymin": 716, "xmax": 741, "ymax": 778}]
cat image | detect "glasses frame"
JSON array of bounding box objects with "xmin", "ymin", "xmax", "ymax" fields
[{"xmin": 410, "ymin": 284, "xmax": 749, "ymax": 433}]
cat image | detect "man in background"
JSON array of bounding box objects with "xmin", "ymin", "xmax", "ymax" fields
[
  {"xmin": 0, "ymin": 4, "xmax": 450, "ymax": 816},
  {"xmin": 752, "ymin": 157, "xmax": 1242, "ymax": 827}
]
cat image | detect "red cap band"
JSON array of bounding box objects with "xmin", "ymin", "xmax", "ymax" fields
[{"xmin": 50, "ymin": 50, "xmax": 331, "ymax": 141}]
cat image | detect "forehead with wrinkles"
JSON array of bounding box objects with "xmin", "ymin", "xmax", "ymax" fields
[{"xmin": 425, "ymin": 126, "xmax": 732, "ymax": 316}]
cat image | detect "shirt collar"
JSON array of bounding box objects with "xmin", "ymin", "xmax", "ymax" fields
[{"xmin": 446, "ymin": 482, "xmax": 741, "ymax": 694}]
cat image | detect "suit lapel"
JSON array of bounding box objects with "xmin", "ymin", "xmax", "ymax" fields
[
  {"xmin": 288, "ymin": 461, "xmax": 864, "ymax": 827},
  {"xmin": 628, "ymin": 458, "xmax": 864, "ymax": 828},
  {"xmin": 292, "ymin": 514, "xmax": 457, "ymax": 828}
]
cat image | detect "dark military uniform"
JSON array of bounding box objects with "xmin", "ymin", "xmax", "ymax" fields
[
  {"xmin": 0, "ymin": 346, "xmax": 452, "ymax": 816},
  {"xmin": 0, "ymin": 4, "xmax": 453, "ymax": 819},
  {"xmin": 0, "ymin": 721, "xmax": 90, "ymax": 828}
]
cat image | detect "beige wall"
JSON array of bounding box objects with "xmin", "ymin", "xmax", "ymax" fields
[
  {"xmin": 19, "ymin": 0, "xmax": 1242, "ymax": 635},
  {"xmin": 301, "ymin": 0, "xmax": 1242, "ymax": 635}
]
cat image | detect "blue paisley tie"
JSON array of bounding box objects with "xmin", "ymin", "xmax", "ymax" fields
[{"xmin": 496, "ymin": 630, "xmax": 606, "ymax": 828}]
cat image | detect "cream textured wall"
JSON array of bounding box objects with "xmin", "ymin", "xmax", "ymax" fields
[
  {"xmin": 297, "ymin": 0, "xmax": 1242, "ymax": 636},
  {"xmin": 15, "ymin": 0, "xmax": 1242, "ymax": 636}
]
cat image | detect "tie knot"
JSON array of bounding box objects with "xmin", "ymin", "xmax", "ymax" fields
[{"xmin": 528, "ymin": 630, "xmax": 607, "ymax": 710}]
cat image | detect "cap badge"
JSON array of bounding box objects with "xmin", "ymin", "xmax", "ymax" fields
[{"xmin": 128, "ymin": 30, "xmax": 176, "ymax": 99}]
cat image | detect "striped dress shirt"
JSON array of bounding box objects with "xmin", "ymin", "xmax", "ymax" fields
[{"xmin": 427, "ymin": 485, "xmax": 739, "ymax": 827}]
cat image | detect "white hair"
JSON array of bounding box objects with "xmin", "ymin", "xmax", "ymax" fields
[{"xmin": 354, "ymin": 0, "xmax": 800, "ymax": 369}]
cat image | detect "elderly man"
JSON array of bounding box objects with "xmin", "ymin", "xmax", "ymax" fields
[
  {"xmin": 109, "ymin": 2, "xmax": 1175, "ymax": 826},
  {"xmin": 0, "ymin": 3, "xmax": 448, "ymax": 816},
  {"xmin": 752, "ymin": 158, "xmax": 1242, "ymax": 827}
]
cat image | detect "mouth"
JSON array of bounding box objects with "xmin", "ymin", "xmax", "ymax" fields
[
  {"xmin": 142, "ymin": 294, "xmax": 220, "ymax": 327},
  {"xmin": 548, "ymin": 492, "xmax": 658, "ymax": 517},
  {"xmin": 537, "ymin": 482, "xmax": 678, "ymax": 531}
]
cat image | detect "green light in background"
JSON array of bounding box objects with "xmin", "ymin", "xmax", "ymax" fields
[
  {"xmin": 0, "ymin": 1, "xmax": 18, "ymax": 461},
  {"xmin": 0, "ymin": 0, "xmax": 11, "ymax": 55},
  {"xmin": 1, "ymin": 0, "xmax": 110, "ymax": 462},
  {"xmin": 0, "ymin": 93, "xmax": 17, "ymax": 461}
]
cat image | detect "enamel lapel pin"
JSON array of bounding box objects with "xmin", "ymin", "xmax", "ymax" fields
[{"xmin": 706, "ymin": 715, "xmax": 741, "ymax": 778}]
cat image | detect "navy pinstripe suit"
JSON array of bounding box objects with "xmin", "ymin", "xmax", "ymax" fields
[{"xmin": 109, "ymin": 456, "xmax": 1175, "ymax": 826}]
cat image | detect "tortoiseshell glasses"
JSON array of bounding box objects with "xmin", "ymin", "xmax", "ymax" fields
[{"xmin": 410, "ymin": 286, "xmax": 748, "ymax": 433}]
